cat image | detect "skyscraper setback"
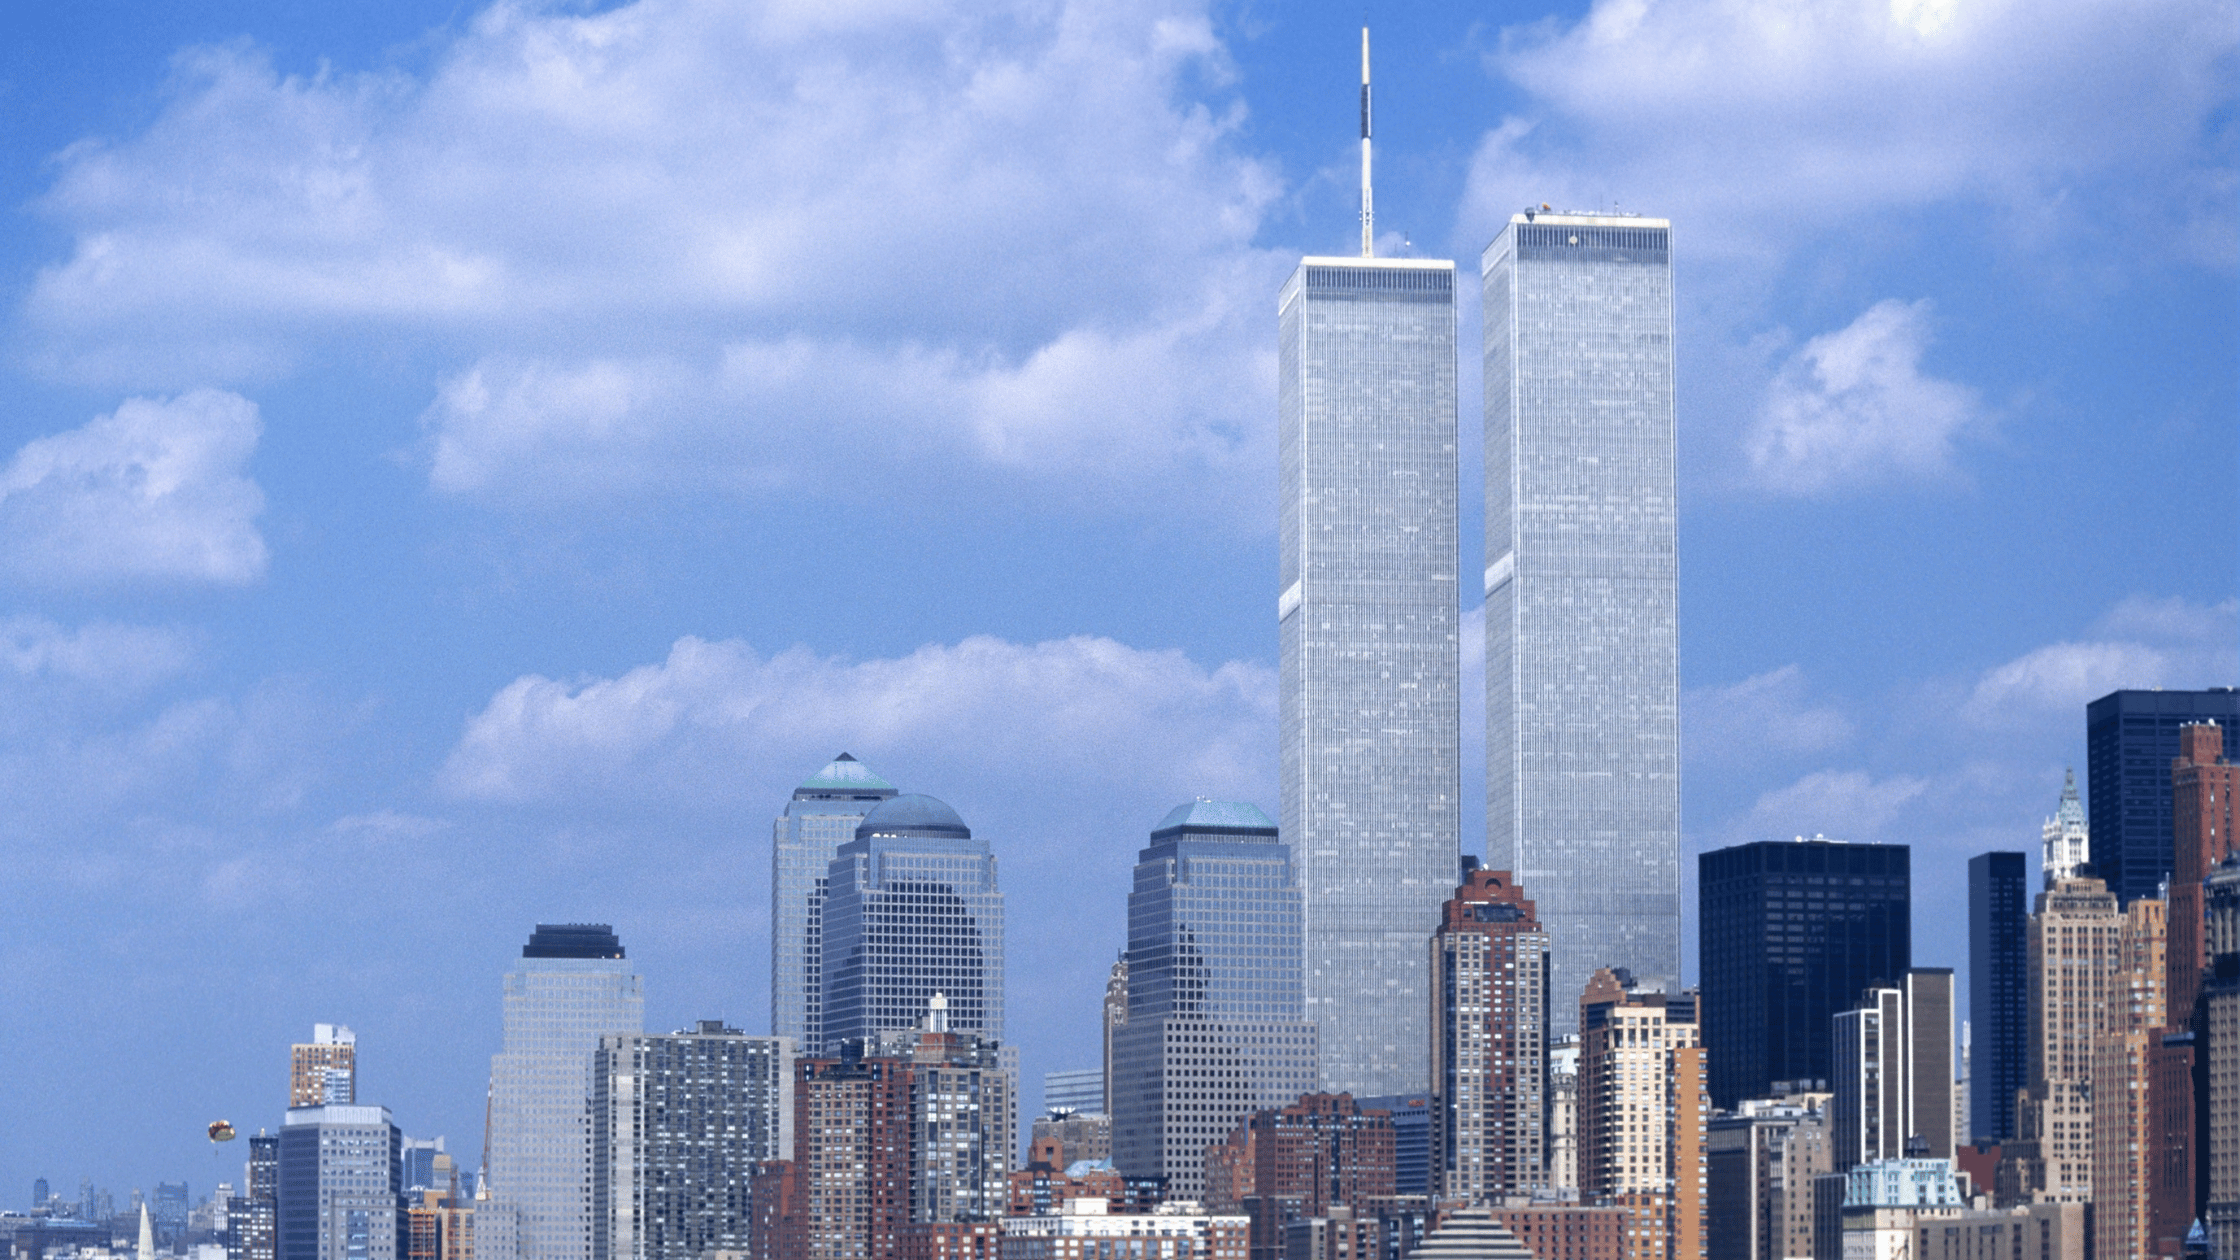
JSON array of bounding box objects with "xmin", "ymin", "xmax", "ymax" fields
[
  {"xmin": 1482, "ymin": 212, "xmax": 1681, "ymax": 1026},
  {"xmin": 1276, "ymin": 176, "xmax": 1462, "ymax": 1096}
]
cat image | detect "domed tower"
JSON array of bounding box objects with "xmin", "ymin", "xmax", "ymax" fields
[
  {"xmin": 770, "ymin": 753, "xmax": 897, "ymax": 1050},
  {"xmin": 818, "ymin": 793, "xmax": 1003, "ymax": 1051}
]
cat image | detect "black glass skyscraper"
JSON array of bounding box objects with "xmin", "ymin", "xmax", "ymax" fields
[
  {"xmin": 1698, "ymin": 837, "xmax": 1910, "ymax": 1109},
  {"xmin": 2086, "ymin": 688, "xmax": 2240, "ymax": 905},
  {"xmin": 1966, "ymin": 852, "xmax": 2028, "ymax": 1143}
]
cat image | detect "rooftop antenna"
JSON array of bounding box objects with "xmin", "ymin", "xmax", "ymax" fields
[{"xmin": 1359, "ymin": 26, "xmax": 1373, "ymax": 258}]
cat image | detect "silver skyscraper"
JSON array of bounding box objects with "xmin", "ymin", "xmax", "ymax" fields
[
  {"xmin": 770, "ymin": 753, "xmax": 897, "ymax": 1050},
  {"xmin": 1482, "ymin": 212, "xmax": 1680, "ymax": 1027},
  {"xmin": 1277, "ymin": 248, "xmax": 1463, "ymax": 1095}
]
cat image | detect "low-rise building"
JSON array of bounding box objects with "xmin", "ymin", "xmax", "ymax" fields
[{"xmin": 998, "ymin": 1200, "xmax": 1247, "ymax": 1260}]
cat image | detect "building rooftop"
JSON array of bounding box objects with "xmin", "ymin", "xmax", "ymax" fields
[
  {"xmin": 522, "ymin": 923, "xmax": 624, "ymax": 959},
  {"xmin": 856, "ymin": 793, "xmax": 971, "ymax": 840},
  {"xmin": 1151, "ymin": 799, "xmax": 1278, "ymax": 838},
  {"xmin": 796, "ymin": 751, "xmax": 897, "ymax": 796}
]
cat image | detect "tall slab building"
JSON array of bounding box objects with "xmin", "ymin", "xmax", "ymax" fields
[
  {"xmin": 1277, "ymin": 247, "xmax": 1462, "ymax": 1096},
  {"xmin": 2085, "ymin": 688, "xmax": 2240, "ymax": 905},
  {"xmin": 770, "ymin": 754, "xmax": 897, "ymax": 1051},
  {"xmin": 1482, "ymin": 212, "xmax": 1680, "ymax": 1027},
  {"xmin": 486, "ymin": 925, "xmax": 644, "ymax": 1260}
]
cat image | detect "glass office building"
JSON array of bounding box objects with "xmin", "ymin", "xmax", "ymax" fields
[
  {"xmin": 1698, "ymin": 839, "xmax": 1911, "ymax": 1109},
  {"xmin": 1277, "ymin": 254, "xmax": 1462, "ymax": 1096},
  {"xmin": 277, "ymin": 1106, "xmax": 401, "ymax": 1260},
  {"xmin": 1967, "ymin": 851, "xmax": 2029, "ymax": 1143},
  {"xmin": 1482, "ymin": 213, "xmax": 1681, "ymax": 1028},
  {"xmin": 770, "ymin": 754, "xmax": 897, "ymax": 1050},
  {"xmin": 486, "ymin": 925, "xmax": 645, "ymax": 1260},
  {"xmin": 820, "ymin": 794, "xmax": 1003, "ymax": 1049},
  {"xmin": 2085, "ymin": 688, "xmax": 2240, "ymax": 905},
  {"xmin": 1110, "ymin": 800, "xmax": 1319, "ymax": 1199}
]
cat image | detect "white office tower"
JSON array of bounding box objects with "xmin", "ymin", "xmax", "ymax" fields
[
  {"xmin": 486, "ymin": 925, "xmax": 645, "ymax": 1260},
  {"xmin": 1831, "ymin": 969, "xmax": 1956, "ymax": 1169},
  {"xmin": 1276, "ymin": 37, "xmax": 1462, "ymax": 1095},
  {"xmin": 1482, "ymin": 212, "xmax": 1681, "ymax": 1028}
]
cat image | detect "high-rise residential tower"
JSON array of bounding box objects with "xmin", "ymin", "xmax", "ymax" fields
[
  {"xmin": 1966, "ymin": 852, "xmax": 2028, "ymax": 1143},
  {"xmin": 2202, "ymin": 854, "xmax": 2240, "ymax": 1260},
  {"xmin": 2086, "ymin": 688, "xmax": 2240, "ymax": 905},
  {"xmin": 771, "ymin": 754, "xmax": 897, "ymax": 1051},
  {"xmin": 1698, "ymin": 838, "xmax": 1911, "ymax": 1108},
  {"xmin": 486, "ymin": 925, "xmax": 644, "ymax": 1260},
  {"xmin": 1576, "ymin": 972, "xmax": 1709, "ymax": 1260},
  {"xmin": 1430, "ymin": 868, "xmax": 1551, "ymax": 1201},
  {"xmin": 289, "ymin": 1025, "xmax": 357, "ymax": 1108},
  {"xmin": 1110, "ymin": 800, "xmax": 1319, "ymax": 1199},
  {"xmin": 1482, "ymin": 211, "xmax": 1681, "ymax": 1029},
  {"xmin": 819, "ymin": 794, "xmax": 1003, "ymax": 1049},
  {"xmin": 590, "ymin": 1023, "xmax": 792, "ymax": 1260},
  {"xmin": 1276, "ymin": 47, "xmax": 1462, "ymax": 1095}
]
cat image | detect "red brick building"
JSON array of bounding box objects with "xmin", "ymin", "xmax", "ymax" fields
[
  {"xmin": 1202, "ymin": 1094, "xmax": 1396, "ymax": 1260},
  {"xmin": 1487, "ymin": 1204, "xmax": 1628, "ymax": 1260},
  {"xmin": 2173, "ymin": 721, "xmax": 2238, "ymax": 1019}
]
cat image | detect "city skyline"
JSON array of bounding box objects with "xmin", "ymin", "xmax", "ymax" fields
[{"xmin": 0, "ymin": 0, "xmax": 2233, "ymax": 1199}]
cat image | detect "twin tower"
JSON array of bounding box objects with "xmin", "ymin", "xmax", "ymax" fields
[{"xmin": 1280, "ymin": 210, "xmax": 1680, "ymax": 1095}]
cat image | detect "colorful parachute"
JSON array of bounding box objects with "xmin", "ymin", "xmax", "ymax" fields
[{"xmin": 208, "ymin": 1121, "xmax": 237, "ymax": 1143}]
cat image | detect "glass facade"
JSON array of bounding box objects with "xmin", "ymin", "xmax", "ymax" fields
[
  {"xmin": 1698, "ymin": 839, "xmax": 1911, "ymax": 1109},
  {"xmin": 2085, "ymin": 688, "xmax": 2240, "ymax": 906},
  {"xmin": 1967, "ymin": 852, "xmax": 2028, "ymax": 1143},
  {"xmin": 819, "ymin": 794, "xmax": 1003, "ymax": 1049},
  {"xmin": 1110, "ymin": 800, "xmax": 1319, "ymax": 1198},
  {"xmin": 1482, "ymin": 215, "xmax": 1681, "ymax": 1029},
  {"xmin": 1277, "ymin": 255, "xmax": 1462, "ymax": 1097},
  {"xmin": 486, "ymin": 930, "xmax": 645, "ymax": 1260},
  {"xmin": 770, "ymin": 754, "xmax": 897, "ymax": 1049}
]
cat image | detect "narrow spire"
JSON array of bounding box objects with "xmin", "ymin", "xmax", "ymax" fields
[
  {"xmin": 1359, "ymin": 27, "xmax": 1374, "ymax": 258},
  {"xmin": 137, "ymin": 1204, "xmax": 154, "ymax": 1260}
]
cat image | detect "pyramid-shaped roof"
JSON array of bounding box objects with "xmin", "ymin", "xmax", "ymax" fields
[
  {"xmin": 797, "ymin": 752, "xmax": 896, "ymax": 795},
  {"xmin": 1151, "ymin": 798, "xmax": 1278, "ymax": 838}
]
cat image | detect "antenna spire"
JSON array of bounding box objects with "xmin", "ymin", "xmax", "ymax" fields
[{"xmin": 1359, "ymin": 27, "xmax": 1373, "ymax": 258}]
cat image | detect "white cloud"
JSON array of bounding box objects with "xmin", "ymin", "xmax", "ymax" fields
[
  {"xmin": 1685, "ymin": 665, "xmax": 1854, "ymax": 765},
  {"xmin": 1465, "ymin": 0, "xmax": 2236, "ymax": 266},
  {"xmin": 1742, "ymin": 768, "xmax": 1930, "ymax": 841},
  {"xmin": 1744, "ymin": 300, "xmax": 1982, "ymax": 494},
  {"xmin": 0, "ymin": 391, "xmax": 267, "ymax": 585},
  {"xmin": 0, "ymin": 617, "xmax": 194, "ymax": 692},
  {"xmin": 1961, "ymin": 596, "xmax": 2238, "ymax": 725},
  {"xmin": 440, "ymin": 631, "xmax": 1277, "ymax": 812},
  {"xmin": 25, "ymin": 0, "xmax": 1287, "ymax": 515}
]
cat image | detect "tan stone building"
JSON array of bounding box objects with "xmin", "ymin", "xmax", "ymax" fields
[{"xmin": 1576, "ymin": 971, "xmax": 1707, "ymax": 1260}]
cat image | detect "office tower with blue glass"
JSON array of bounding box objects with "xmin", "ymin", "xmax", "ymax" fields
[
  {"xmin": 1110, "ymin": 800, "xmax": 1320, "ymax": 1199},
  {"xmin": 1698, "ymin": 838, "xmax": 1911, "ymax": 1109},
  {"xmin": 1968, "ymin": 852, "xmax": 2028, "ymax": 1142},
  {"xmin": 1483, "ymin": 211, "xmax": 1681, "ymax": 1030},
  {"xmin": 819, "ymin": 793, "xmax": 1003, "ymax": 1049},
  {"xmin": 771, "ymin": 754, "xmax": 897, "ymax": 1050},
  {"xmin": 1277, "ymin": 128, "xmax": 1462, "ymax": 1093},
  {"xmin": 486, "ymin": 925, "xmax": 644, "ymax": 1260},
  {"xmin": 2086, "ymin": 688, "xmax": 2240, "ymax": 905}
]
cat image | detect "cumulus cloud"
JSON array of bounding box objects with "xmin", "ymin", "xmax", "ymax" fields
[
  {"xmin": 1744, "ymin": 300, "xmax": 1983, "ymax": 494},
  {"xmin": 440, "ymin": 632, "xmax": 1276, "ymax": 812},
  {"xmin": 0, "ymin": 390, "xmax": 267, "ymax": 585},
  {"xmin": 1464, "ymin": 0, "xmax": 2236, "ymax": 265},
  {"xmin": 25, "ymin": 0, "xmax": 1287, "ymax": 514},
  {"xmin": 1961, "ymin": 595, "xmax": 2238, "ymax": 725},
  {"xmin": 1685, "ymin": 665, "xmax": 1854, "ymax": 765}
]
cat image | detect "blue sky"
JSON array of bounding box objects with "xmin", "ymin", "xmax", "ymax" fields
[{"xmin": 0, "ymin": 0, "xmax": 2232, "ymax": 1201}]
